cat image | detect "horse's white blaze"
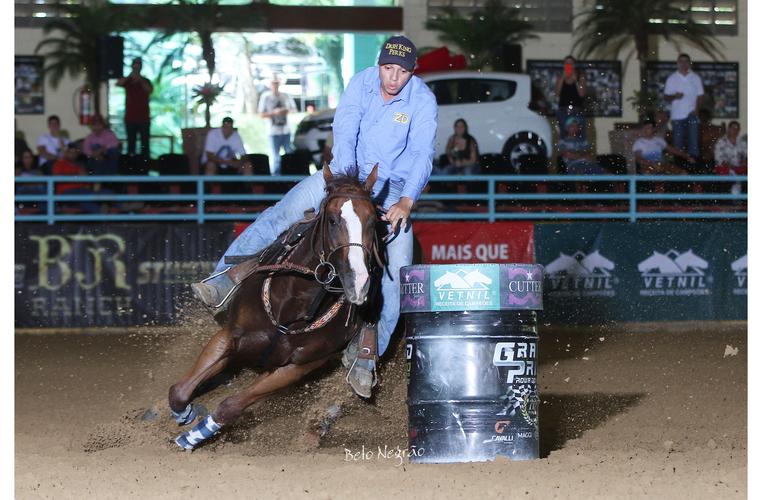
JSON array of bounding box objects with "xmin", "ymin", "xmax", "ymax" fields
[{"xmin": 340, "ymin": 200, "xmax": 369, "ymax": 296}]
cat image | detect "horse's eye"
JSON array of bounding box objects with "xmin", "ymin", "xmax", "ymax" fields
[{"xmin": 328, "ymin": 216, "xmax": 338, "ymax": 226}]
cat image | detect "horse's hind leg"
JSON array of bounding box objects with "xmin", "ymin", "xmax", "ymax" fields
[
  {"xmin": 174, "ymin": 357, "xmax": 329, "ymax": 450},
  {"xmin": 168, "ymin": 327, "xmax": 234, "ymax": 424}
]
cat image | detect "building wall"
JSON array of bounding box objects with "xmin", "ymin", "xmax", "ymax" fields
[
  {"xmin": 403, "ymin": 0, "xmax": 747, "ymax": 154},
  {"xmin": 15, "ymin": 27, "xmax": 106, "ymax": 147}
]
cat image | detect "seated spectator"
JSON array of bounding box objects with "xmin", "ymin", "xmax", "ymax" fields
[
  {"xmin": 36, "ymin": 114, "xmax": 70, "ymax": 175},
  {"xmin": 714, "ymin": 120, "xmax": 747, "ymax": 175},
  {"xmin": 435, "ymin": 118, "xmax": 480, "ymax": 175},
  {"xmin": 201, "ymin": 116, "xmax": 253, "ymax": 176},
  {"xmin": 83, "ymin": 114, "xmax": 120, "ymax": 175},
  {"xmin": 52, "ymin": 145, "xmax": 103, "ymax": 214},
  {"xmin": 633, "ymin": 119, "xmax": 694, "ymax": 175},
  {"xmin": 557, "ymin": 116, "xmax": 605, "ymax": 174},
  {"xmin": 15, "ymin": 148, "xmax": 45, "ymax": 195}
]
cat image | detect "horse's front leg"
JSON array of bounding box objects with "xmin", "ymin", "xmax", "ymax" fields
[
  {"xmin": 174, "ymin": 357, "xmax": 330, "ymax": 450},
  {"xmin": 168, "ymin": 327, "xmax": 234, "ymax": 425}
]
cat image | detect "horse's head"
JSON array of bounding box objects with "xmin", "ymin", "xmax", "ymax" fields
[{"xmin": 319, "ymin": 162, "xmax": 379, "ymax": 305}]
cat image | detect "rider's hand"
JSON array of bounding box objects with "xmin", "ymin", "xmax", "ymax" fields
[{"xmin": 383, "ymin": 196, "xmax": 413, "ymax": 232}]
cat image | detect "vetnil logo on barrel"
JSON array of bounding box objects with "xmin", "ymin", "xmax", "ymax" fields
[{"xmin": 400, "ymin": 263, "xmax": 543, "ymax": 312}]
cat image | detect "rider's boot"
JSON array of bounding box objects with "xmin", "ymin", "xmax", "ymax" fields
[
  {"xmin": 192, "ymin": 258, "xmax": 260, "ymax": 318},
  {"xmin": 345, "ymin": 323, "xmax": 378, "ymax": 399},
  {"xmin": 191, "ymin": 271, "xmax": 236, "ymax": 316}
]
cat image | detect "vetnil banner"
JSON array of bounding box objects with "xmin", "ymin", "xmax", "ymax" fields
[{"xmin": 535, "ymin": 221, "xmax": 747, "ymax": 323}]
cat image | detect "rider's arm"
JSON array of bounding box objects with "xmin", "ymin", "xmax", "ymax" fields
[
  {"xmin": 399, "ymin": 93, "xmax": 438, "ymax": 202},
  {"xmin": 330, "ymin": 71, "xmax": 368, "ymax": 176}
]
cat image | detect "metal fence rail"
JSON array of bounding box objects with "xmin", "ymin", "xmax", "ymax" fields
[{"xmin": 14, "ymin": 174, "xmax": 747, "ymax": 224}]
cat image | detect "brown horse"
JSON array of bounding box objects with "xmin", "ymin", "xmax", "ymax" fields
[{"xmin": 169, "ymin": 164, "xmax": 380, "ymax": 450}]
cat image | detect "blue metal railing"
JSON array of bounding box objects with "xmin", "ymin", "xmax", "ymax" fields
[{"xmin": 14, "ymin": 174, "xmax": 747, "ymax": 225}]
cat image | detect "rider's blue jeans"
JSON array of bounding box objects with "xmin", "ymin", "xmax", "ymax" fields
[{"xmin": 214, "ymin": 170, "xmax": 413, "ymax": 357}]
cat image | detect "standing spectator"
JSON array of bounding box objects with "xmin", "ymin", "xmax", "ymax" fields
[
  {"xmin": 633, "ymin": 118, "xmax": 694, "ymax": 175},
  {"xmin": 714, "ymin": 120, "xmax": 747, "ymax": 175},
  {"xmin": 438, "ymin": 118, "xmax": 479, "ymax": 175},
  {"xmin": 82, "ymin": 114, "xmax": 121, "ymax": 175},
  {"xmin": 201, "ymin": 116, "xmax": 253, "ymax": 176},
  {"xmin": 36, "ymin": 114, "xmax": 70, "ymax": 174},
  {"xmin": 557, "ymin": 116, "xmax": 605, "ymax": 174},
  {"xmin": 52, "ymin": 145, "xmax": 102, "ymax": 214},
  {"xmin": 663, "ymin": 53, "xmax": 704, "ymax": 159},
  {"xmin": 258, "ymin": 76, "xmax": 297, "ymax": 175},
  {"xmin": 555, "ymin": 55, "xmax": 586, "ymax": 139},
  {"xmin": 117, "ymin": 57, "xmax": 154, "ymax": 158}
]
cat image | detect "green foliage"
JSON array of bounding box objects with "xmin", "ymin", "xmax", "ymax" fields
[
  {"xmin": 34, "ymin": 2, "xmax": 136, "ymax": 111},
  {"xmin": 425, "ymin": 0, "xmax": 538, "ymax": 70}
]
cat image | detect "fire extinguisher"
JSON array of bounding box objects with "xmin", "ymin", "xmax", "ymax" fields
[{"xmin": 78, "ymin": 86, "xmax": 93, "ymax": 125}]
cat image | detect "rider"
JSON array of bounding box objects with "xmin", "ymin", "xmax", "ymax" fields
[{"xmin": 192, "ymin": 35, "xmax": 438, "ymax": 398}]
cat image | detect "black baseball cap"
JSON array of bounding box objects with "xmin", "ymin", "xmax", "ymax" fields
[{"xmin": 378, "ymin": 35, "xmax": 417, "ymax": 72}]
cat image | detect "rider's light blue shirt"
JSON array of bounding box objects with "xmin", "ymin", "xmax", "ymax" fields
[{"xmin": 330, "ymin": 66, "xmax": 438, "ymax": 204}]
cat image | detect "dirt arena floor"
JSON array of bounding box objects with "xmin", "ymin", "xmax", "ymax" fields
[{"xmin": 15, "ymin": 319, "xmax": 746, "ymax": 499}]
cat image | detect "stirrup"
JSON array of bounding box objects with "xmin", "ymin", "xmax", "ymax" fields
[{"xmin": 198, "ymin": 268, "xmax": 238, "ymax": 310}]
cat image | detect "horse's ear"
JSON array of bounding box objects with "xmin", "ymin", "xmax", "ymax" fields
[
  {"xmin": 364, "ymin": 163, "xmax": 378, "ymax": 192},
  {"xmin": 322, "ymin": 161, "xmax": 334, "ymax": 184}
]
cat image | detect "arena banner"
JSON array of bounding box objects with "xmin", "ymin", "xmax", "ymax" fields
[
  {"xmin": 534, "ymin": 221, "xmax": 747, "ymax": 324},
  {"xmin": 412, "ymin": 222, "xmax": 534, "ymax": 265},
  {"xmin": 14, "ymin": 223, "xmax": 234, "ymax": 328}
]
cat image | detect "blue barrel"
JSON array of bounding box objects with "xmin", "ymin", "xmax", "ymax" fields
[{"xmin": 400, "ymin": 263, "xmax": 543, "ymax": 463}]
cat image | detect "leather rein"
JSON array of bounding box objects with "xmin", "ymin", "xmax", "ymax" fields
[{"xmin": 257, "ymin": 190, "xmax": 382, "ymax": 335}]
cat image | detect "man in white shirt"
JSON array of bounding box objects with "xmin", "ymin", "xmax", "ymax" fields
[
  {"xmin": 201, "ymin": 116, "xmax": 253, "ymax": 175},
  {"xmin": 258, "ymin": 77, "xmax": 297, "ymax": 175},
  {"xmin": 663, "ymin": 53, "xmax": 704, "ymax": 159},
  {"xmin": 35, "ymin": 114, "xmax": 70, "ymax": 174}
]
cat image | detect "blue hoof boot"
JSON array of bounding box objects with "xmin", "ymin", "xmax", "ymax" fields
[
  {"xmin": 174, "ymin": 415, "xmax": 223, "ymax": 451},
  {"xmin": 171, "ymin": 403, "xmax": 196, "ymax": 425}
]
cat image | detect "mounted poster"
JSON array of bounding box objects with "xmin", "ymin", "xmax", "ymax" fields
[
  {"xmin": 527, "ymin": 59, "xmax": 623, "ymax": 117},
  {"xmin": 646, "ymin": 61, "xmax": 739, "ymax": 119},
  {"xmin": 15, "ymin": 56, "xmax": 45, "ymax": 115}
]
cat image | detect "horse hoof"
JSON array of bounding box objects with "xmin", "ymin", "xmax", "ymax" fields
[{"xmin": 171, "ymin": 403, "xmax": 196, "ymax": 425}]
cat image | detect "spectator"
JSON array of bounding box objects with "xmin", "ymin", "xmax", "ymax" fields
[
  {"xmin": 664, "ymin": 53, "xmax": 704, "ymax": 159},
  {"xmin": 52, "ymin": 145, "xmax": 102, "ymax": 214},
  {"xmin": 15, "ymin": 149, "xmax": 46, "ymax": 197},
  {"xmin": 82, "ymin": 114, "xmax": 121, "ymax": 175},
  {"xmin": 633, "ymin": 119, "xmax": 694, "ymax": 175},
  {"xmin": 557, "ymin": 116, "xmax": 605, "ymax": 174},
  {"xmin": 117, "ymin": 57, "xmax": 154, "ymax": 158},
  {"xmin": 35, "ymin": 114, "xmax": 70, "ymax": 174},
  {"xmin": 201, "ymin": 116, "xmax": 253, "ymax": 176},
  {"xmin": 714, "ymin": 120, "xmax": 747, "ymax": 175},
  {"xmin": 696, "ymin": 108, "xmax": 724, "ymax": 174},
  {"xmin": 258, "ymin": 76, "xmax": 297, "ymax": 175},
  {"xmin": 555, "ymin": 55, "xmax": 586, "ymax": 139},
  {"xmin": 15, "ymin": 121, "xmax": 30, "ymax": 165},
  {"xmin": 437, "ymin": 118, "xmax": 480, "ymax": 175}
]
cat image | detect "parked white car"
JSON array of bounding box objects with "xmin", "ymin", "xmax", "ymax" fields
[{"xmin": 294, "ymin": 71, "xmax": 552, "ymax": 172}]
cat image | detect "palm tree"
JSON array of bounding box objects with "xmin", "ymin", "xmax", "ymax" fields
[
  {"xmin": 573, "ymin": 0, "xmax": 723, "ymax": 118},
  {"xmin": 35, "ymin": 2, "xmax": 134, "ymax": 115},
  {"xmin": 425, "ymin": 0, "xmax": 538, "ymax": 70}
]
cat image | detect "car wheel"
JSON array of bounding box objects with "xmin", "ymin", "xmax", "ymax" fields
[{"xmin": 503, "ymin": 133, "xmax": 547, "ymax": 173}]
